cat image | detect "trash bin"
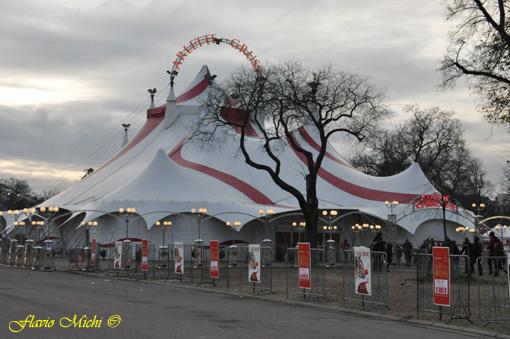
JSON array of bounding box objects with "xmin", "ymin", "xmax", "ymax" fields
[
  {"xmin": 82, "ymin": 246, "xmax": 91, "ymax": 270},
  {"xmin": 41, "ymin": 240, "xmax": 56, "ymax": 271},
  {"xmin": 8, "ymin": 239, "xmax": 18, "ymax": 266},
  {"xmin": 15, "ymin": 244, "xmax": 25, "ymax": 267},
  {"xmin": 121, "ymin": 240, "xmax": 132, "ymax": 269},
  {"xmin": 228, "ymin": 245, "xmax": 239, "ymax": 267},
  {"xmin": 23, "ymin": 239, "xmax": 35, "ymax": 268},
  {"xmin": 326, "ymin": 239, "xmax": 336, "ymax": 267},
  {"xmin": 158, "ymin": 245, "xmax": 169, "ymax": 268},
  {"xmin": 262, "ymin": 239, "xmax": 272, "ymax": 266},
  {"xmin": 32, "ymin": 246, "xmax": 42, "ymax": 270},
  {"xmin": 193, "ymin": 239, "xmax": 203, "ymax": 268}
]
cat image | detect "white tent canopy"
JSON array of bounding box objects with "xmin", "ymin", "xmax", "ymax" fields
[{"xmin": 12, "ymin": 65, "xmax": 474, "ymax": 246}]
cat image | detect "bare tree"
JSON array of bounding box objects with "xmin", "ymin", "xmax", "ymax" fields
[
  {"xmin": 352, "ymin": 105, "xmax": 489, "ymax": 240},
  {"xmin": 192, "ymin": 62, "xmax": 387, "ymax": 247},
  {"xmin": 352, "ymin": 105, "xmax": 487, "ymax": 197},
  {"xmin": 503, "ymin": 160, "xmax": 510, "ymax": 194},
  {"xmin": 440, "ymin": 0, "xmax": 510, "ymax": 125}
]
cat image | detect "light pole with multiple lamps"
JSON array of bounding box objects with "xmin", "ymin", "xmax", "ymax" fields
[
  {"xmin": 118, "ymin": 208, "xmax": 137, "ymax": 239},
  {"xmin": 191, "ymin": 207, "xmax": 208, "ymax": 240},
  {"xmin": 291, "ymin": 221, "xmax": 306, "ymax": 245},
  {"xmin": 258, "ymin": 208, "xmax": 274, "ymax": 240},
  {"xmin": 155, "ymin": 220, "xmax": 173, "ymax": 246}
]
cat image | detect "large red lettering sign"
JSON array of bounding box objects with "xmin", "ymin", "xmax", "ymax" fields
[
  {"xmin": 433, "ymin": 247, "xmax": 450, "ymax": 307},
  {"xmin": 415, "ymin": 193, "xmax": 458, "ymax": 212},
  {"xmin": 298, "ymin": 242, "xmax": 312, "ymax": 289},
  {"xmin": 170, "ymin": 34, "xmax": 262, "ymax": 80}
]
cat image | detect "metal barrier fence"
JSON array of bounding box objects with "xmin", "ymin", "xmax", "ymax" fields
[
  {"xmin": 342, "ymin": 250, "xmax": 389, "ymax": 309},
  {"xmin": 286, "ymin": 247, "xmax": 325, "ymax": 300},
  {"xmin": 416, "ymin": 253, "xmax": 471, "ymax": 321},
  {"xmin": 476, "ymin": 256, "xmax": 510, "ymax": 324}
]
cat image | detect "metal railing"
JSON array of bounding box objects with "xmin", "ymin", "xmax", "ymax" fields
[
  {"xmin": 342, "ymin": 250, "xmax": 389, "ymax": 309},
  {"xmin": 285, "ymin": 247, "xmax": 326, "ymax": 300},
  {"xmin": 416, "ymin": 253, "xmax": 471, "ymax": 321},
  {"xmin": 475, "ymin": 256, "xmax": 510, "ymax": 324}
]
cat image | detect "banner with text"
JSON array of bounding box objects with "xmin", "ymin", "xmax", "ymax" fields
[
  {"xmin": 298, "ymin": 242, "xmax": 312, "ymax": 289},
  {"xmin": 354, "ymin": 246, "xmax": 371, "ymax": 295},
  {"xmin": 141, "ymin": 240, "xmax": 149, "ymax": 272},
  {"xmin": 433, "ymin": 246, "xmax": 450, "ymax": 307},
  {"xmin": 210, "ymin": 240, "xmax": 219, "ymax": 279}
]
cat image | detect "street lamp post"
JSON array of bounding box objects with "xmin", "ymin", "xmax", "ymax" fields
[
  {"xmin": 191, "ymin": 208, "xmax": 208, "ymax": 240},
  {"xmin": 258, "ymin": 208, "xmax": 274, "ymax": 240},
  {"xmin": 384, "ymin": 201, "xmax": 398, "ymax": 234},
  {"xmin": 494, "ymin": 224, "xmax": 508, "ymax": 240},
  {"xmin": 472, "ymin": 203, "xmax": 485, "ymax": 233},
  {"xmin": 155, "ymin": 220, "xmax": 173, "ymax": 246},
  {"xmin": 118, "ymin": 208, "xmax": 137, "ymax": 239}
]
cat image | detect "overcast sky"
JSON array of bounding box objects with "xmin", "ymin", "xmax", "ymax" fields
[{"xmin": 0, "ymin": 0, "xmax": 508, "ymax": 194}]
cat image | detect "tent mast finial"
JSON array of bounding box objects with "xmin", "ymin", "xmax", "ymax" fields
[{"xmin": 147, "ymin": 88, "xmax": 157, "ymax": 109}]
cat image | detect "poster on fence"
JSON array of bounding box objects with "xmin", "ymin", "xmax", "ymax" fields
[
  {"xmin": 248, "ymin": 244, "xmax": 261, "ymax": 283},
  {"xmin": 432, "ymin": 246, "xmax": 450, "ymax": 307},
  {"xmin": 141, "ymin": 240, "xmax": 149, "ymax": 272},
  {"xmin": 354, "ymin": 246, "xmax": 371, "ymax": 296},
  {"xmin": 298, "ymin": 242, "xmax": 312, "ymax": 289},
  {"xmin": 174, "ymin": 242, "xmax": 184, "ymax": 274},
  {"xmin": 91, "ymin": 239, "xmax": 97, "ymax": 268},
  {"xmin": 113, "ymin": 241, "xmax": 122, "ymax": 269},
  {"xmin": 210, "ymin": 240, "xmax": 219, "ymax": 279}
]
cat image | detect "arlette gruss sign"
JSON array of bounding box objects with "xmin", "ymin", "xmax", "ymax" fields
[
  {"xmin": 210, "ymin": 240, "xmax": 219, "ymax": 279},
  {"xmin": 297, "ymin": 242, "xmax": 312, "ymax": 289},
  {"xmin": 414, "ymin": 193, "xmax": 458, "ymax": 212},
  {"xmin": 433, "ymin": 246, "xmax": 451, "ymax": 307}
]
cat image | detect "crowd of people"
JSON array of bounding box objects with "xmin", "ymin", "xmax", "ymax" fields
[{"xmin": 340, "ymin": 231, "xmax": 507, "ymax": 276}]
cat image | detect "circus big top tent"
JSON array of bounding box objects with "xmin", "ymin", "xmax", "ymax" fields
[{"xmin": 2, "ymin": 66, "xmax": 475, "ymax": 254}]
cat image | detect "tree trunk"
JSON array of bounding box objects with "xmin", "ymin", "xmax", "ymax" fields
[{"xmin": 302, "ymin": 203, "xmax": 319, "ymax": 248}]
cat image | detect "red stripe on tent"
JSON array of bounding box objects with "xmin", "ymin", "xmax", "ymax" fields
[
  {"xmin": 143, "ymin": 78, "xmax": 210, "ymax": 117},
  {"xmin": 176, "ymin": 78, "xmax": 209, "ymax": 104},
  {"xmin": 94, "ymin": 116, "xmax": 164, "ymax": 173},
  {"xmin": 220, "ymin": 107, "xmax": 259, "ymax": 137},
  {"xmin": 168, "ymin": 140, "xmax": 274, "ymax": 205},
  {"xmin": 288, "ymin": 134, "xmax": 417, "ymax": 203},
  {"xmin": 298, "ymin": 127, "xmax": 348, "ymax": 166}
]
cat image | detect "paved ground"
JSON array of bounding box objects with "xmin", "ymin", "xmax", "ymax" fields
[{"xmin": 0, "ymin": 268, "xmax": 487, "ymax": 339}]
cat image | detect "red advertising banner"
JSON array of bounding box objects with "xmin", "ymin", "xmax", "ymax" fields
[
  {"xmin": 141, "ymin": 240, "xmax": 149, "ymax": 272},
  {"xmin": 298, "ymin": 242, "xmax": 312, "ymax": 289},
  {"xmin": 210, "ymin": 240, "xmax": 219, "ymax": 279},
  {"xmin": 91, "ymin": 239, "xmax": 97, "ymax": 268},
  {"xmin": 433, "ymin": 246, "xmax": 450, "ymax": 307}
]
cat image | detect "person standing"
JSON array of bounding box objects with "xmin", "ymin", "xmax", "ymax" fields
[
  {"xmin": 460, "ymin": 237, "xmax": 471, "ymax": 273},
  {"xmin": 488, "ymin": 231, "xmax": 504, "ymax": 276},
  {"xmin": 340, "ymin": 239, "xmax": 350, "ymax": 264},
  {"xmin": 395, "ymin": 244, "xmax": 403, "ymax": 266},
  {"xmin": 471, "ymin": 236, "xmax": 483, "ymax": 275},
  {"xmin": 385, "ymin": 242, "xmax": 393, "ymax": 271},
  {"xmin": 370, "ymin": 233, "xmax": 385, "ymax": 272},
  {"xmin": 402, "ymin": 239, "xmax": 413, "ymax": 266}
]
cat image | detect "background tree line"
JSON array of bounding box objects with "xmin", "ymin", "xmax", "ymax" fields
[
  {"xmin": 351, "ymin": 105, "xmax": 490, "ymax": 199},
  {"xmin": 0, "ymin": 178, "xmax": 55, "ymax": 210}
]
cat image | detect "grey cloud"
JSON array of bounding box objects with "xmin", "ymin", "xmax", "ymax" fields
[{"xmin": 0, "ymin": 0, "xmax": 507, "ymax": 193}]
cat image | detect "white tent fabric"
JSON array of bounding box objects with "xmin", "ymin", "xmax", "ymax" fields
[{"xmin": 34, "ymin": 65, "xmax": 474, "ymax": 239}]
